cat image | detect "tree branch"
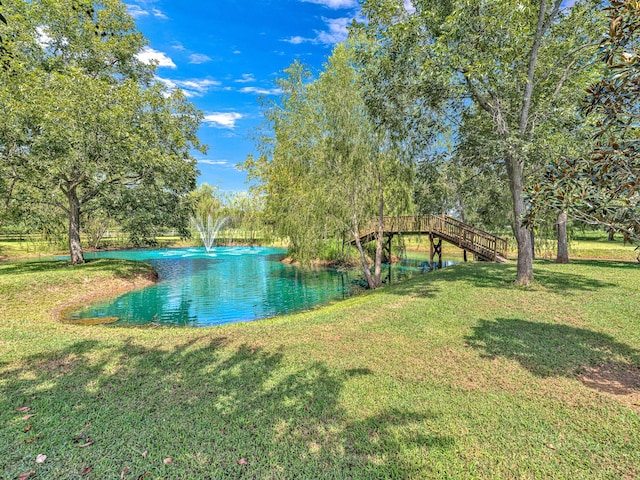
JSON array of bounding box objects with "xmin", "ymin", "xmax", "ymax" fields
[
  {"xmin": 519, "ymin": 0, "xmax": 564, "ymax": 137},
  {"xmin": 552, "ymin": 59, "xmax": 576, "ymax": 97},
  {"xmin": 464, "ymin": 76, "xmax": 493, "ymax": 115}
]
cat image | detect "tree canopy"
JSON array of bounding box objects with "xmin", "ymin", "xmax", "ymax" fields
[
  {"xmin": 245, "ymin": 43, "xmax": 412, "ymax": 288},
  {"xmin": 357, "ymin": 0, "xmax": 603, "ymax": 283},
  {"xmin": 526, "ymin": 0, "xmax": 640, "ymax": 243},
  {"xmin": 0, "ymin": 0, "xmax": 205, "ymax": 263}
]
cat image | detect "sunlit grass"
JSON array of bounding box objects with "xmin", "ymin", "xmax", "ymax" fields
[{"xmin": 1, "ymin": 258, "xmax": 639, "ymax": 478}]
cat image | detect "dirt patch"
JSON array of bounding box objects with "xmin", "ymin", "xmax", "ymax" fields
[
  {"xmin": 54, "ymin": 270, "xmax": 157, "ymax": 324},
  {"xmin": 37, "ymin": 355, "xmax": 78, "ymax": 377},
  {"xmin": 579, "ymin": 362, "xmax": 640, "ymax": 409}
]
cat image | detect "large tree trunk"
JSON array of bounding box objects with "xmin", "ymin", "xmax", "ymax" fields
[
  {"xmin": 530, "ymin": 230, "xmax": 536, "ymax": 260},
  {"xmin": 352, "ymin": 213, "xmax": 376, "ymax": 289},
  {"xmin": 373, "ymin": 172, "xmax": 384, "ymax": 288},
  {"xmin": 353, "ymin": 233, "xmax": 375, "ymax": 289},
  {"xmin": 506, "ymin": 156, "xmax": 533, "ymax": 285},
  {"xmin": 67, "ymin": 186, "xmax": 85, "ymax": 265},
  {"xmin": 608, "ymin": 228, "xmax": 615, "ymax": 241},
  {"xmin": 556, "ymin": 210, "xmax": 569, "ymax": 264}
]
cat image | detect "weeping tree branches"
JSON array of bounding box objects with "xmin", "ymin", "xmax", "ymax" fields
[{"xmin": 245, "ymin": 43, "xmax": 412, "ymax": 289}]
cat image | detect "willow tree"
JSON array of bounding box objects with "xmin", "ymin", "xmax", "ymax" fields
[
  {"xmin": 1, "ymin": 0, "xmax": 204, "ymax": 263},
  {"xmin": 358, "ymin": 0, "xmax": 603, "ymax": 284},
  {"xmin": 246, "ymin": 43, "xmax": 411, "ymax": 289}
]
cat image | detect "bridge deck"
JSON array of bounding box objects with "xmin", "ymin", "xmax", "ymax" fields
[{"xmin": 352, "ymin": 215, "xmax": 508, "ymax": 262}]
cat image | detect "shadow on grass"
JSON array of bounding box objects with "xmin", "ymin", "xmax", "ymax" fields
[
  {"xmin": 0, "ymin": 337, "xmax": 452, "ymax": 478},
  {"xmin": 567, "ymin": 259, "xmax": 639, "ymax": 269},
  {"xmin": 383, "ymin": 261, "xmax": 617, "ymax": 298},
  {"xmin": 466, "ymin": 318, "xmax": 640, "ymax": 389},
  {"xmin": 0, "ymin": 259, "xmax": 153, "ymax": 280}
]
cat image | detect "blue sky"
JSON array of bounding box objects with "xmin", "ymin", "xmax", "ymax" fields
[{"xmin": 128, "ymin": 0, "xmax": 361, "ymax": 192}]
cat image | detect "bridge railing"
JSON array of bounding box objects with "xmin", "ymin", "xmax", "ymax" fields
[
  {"xmin": 357, "ymin": 214, "xmax": 508, "ymax": 261},
  {"xmin": 381, "ymin": 215, "xmax": 434, "ymax": 234},
  {"xmin": 437, "ymin": 216, "xmax": 508, "ymax": 259}
]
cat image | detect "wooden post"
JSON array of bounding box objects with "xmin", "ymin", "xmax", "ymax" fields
[
  {"xmin": 384, "ymin": 234, "xmax": 393, "ymax": 263},
  {"xmin": 429, "ymin": 234, "xmax": 434, "ymax": 268},
  {"xmin": 464, "ymin": 250, "xmax": 468, "ymax": 262}
]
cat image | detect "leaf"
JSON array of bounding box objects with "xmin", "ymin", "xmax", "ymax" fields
[
  {"xmin": 23, "ymin": 424, "xmax": 32, "ymax": 433},
  {"xmin": 546, "ymin": 443, "xmax": 556, "ymax": 450},
  {"xmin": 23, "ymin": 436, "xmax": 39, "ymax": 444},
  {"xmin": 36, "ymin": 454, "xmax": 47, "ymax": 463},
  {"xmin": 22, "ymin": 414, "xmax": 36, "ymax": 421},
  {"xmin": 237, "ymin": 458, "xmax": 248, "ymax": 465},
  {"xmin": 18, "ymin": 472, "xmax": 35, "ymax": 480},
  {"xmin": 17, "ymin": 407, "xmax": 31, "ymax": 413},
  {"xmin": 141, "ymin": 450, "xmax": 148, "ymax": 458},
  {"xmin": 81, "ymin": 466, "xmax": 93, "ymax": 475},
  {"xmin": 163, "ymin": 458, "xmax": 173, "ymax": 465},
  {"xmin": 120, "ymin": 466, "xmax": 130, "ymax": 479},
  {"xmin": 77, "ymin": 440, "xmax": 94, "ymax": 448},
  {"xmin": 137, "ymin": 472, "xmax": 150, "ymax": 480}
]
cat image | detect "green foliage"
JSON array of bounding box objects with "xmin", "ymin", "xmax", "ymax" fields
[
  {"xmin": 527, "ymin": 0, "xmax": 640, "ymax": 242},
  {"xmin": 0, "ymin": 0, "xmax": 205, "ymax": 261},
  {"xmin": 223, "ymin": 191, "xmax": 268, "ymax": 243},
  {"xmin": 245, "ymin": 42, "xmax": 412, "ymax": 285},
  {"xmin": 357, "ymin": 0, "xmax": 604, "ymax": 283},
  {"xmin": 190, "ymin": 183, "xmax": 223, "ymax": 220}
]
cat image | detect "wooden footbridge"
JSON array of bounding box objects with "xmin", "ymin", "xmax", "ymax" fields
[{"xmin": 351, "ymin": 214, "xmax": 508, "ymax": 264}]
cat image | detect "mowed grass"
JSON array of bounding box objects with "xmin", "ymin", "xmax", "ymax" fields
[
  {"xmin": 404, "ymin": 231, "xmax": 639, "ymax": 262},
  {"xmin": 1, "ymin": 259, "xmax": 639, "ymax": 479}
]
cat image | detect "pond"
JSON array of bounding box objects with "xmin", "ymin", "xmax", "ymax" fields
[{"xmin": 67, "ymin": 247, "xmax": 452, "ymax": 327}]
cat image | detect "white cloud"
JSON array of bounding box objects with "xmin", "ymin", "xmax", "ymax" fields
[
  {"xmin": 126, "ymin": 2, "xmax": 167, "ymax": 18},
  {"xmin": 284, "ymin": 35, "xmax": 309, "ymax": 45},
  {"xmin": 152, "ymin": 8, "xmax": 168, "ymax": 19},
  {"xmin": 239, "ymin": 86, "xmax": 282, "ymax": 95},
  {"xmin": 232, "ymin": 50, "xmax": 242, "ymax": 55},
  {"xmin": 189, "ymin": 53, "xmax": 212, "ymax": 64},
  {"xmin": 198, "ymin": 159, "xmax": 229, "ymax": 166},
  {"xmin": 235, "ymin": 74, "xmax": 256, "ymax": 83},
  {"xmin": 136, "ymin": 47, "xmax": 176, "ymax": 68},
  {"xmin": 204, "ymin": 113, "xmax": 244, "ymax": 129},
  {"xmin": 172, "ymin": 42, "xmax": 186, "ymax": 51},
  {"xmin": 157, "ymin": 77, "xmax": 220, "ymax": 97},
  {"xmin": 284, "ymin": 17, "xmax": 351, "ymax": 45},
  {"xmin": 300, "ymin": 0, "xmax": 358, "ymax": 8},
  {"xmin": 317, "ymin": 17, "xmax": 350, "ymax": 44},
  {"xmin": 126, "ymin": 4, "xmax": 149, "ymax": 17}
]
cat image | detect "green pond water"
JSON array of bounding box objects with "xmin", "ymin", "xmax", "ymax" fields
[{"xmin": 68, "ymin": 247, "xmax": 450, "ymax": 327}]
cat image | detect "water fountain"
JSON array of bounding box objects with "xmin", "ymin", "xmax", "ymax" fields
[{"xmin": 192, "ymin": 215, "xmax": 227, "ymax": 253}]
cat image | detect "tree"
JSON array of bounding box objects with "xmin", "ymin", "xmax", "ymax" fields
[
  {"xmin": 224, "ymin": 191, "xmax": 266, "ymax": 243},
  {"xmin": 246, "ymin": 44, "xmax": 412, "ymax": 288},
  {"xmin": 526, "ymin": 0, "xmax": 639, "ymax": 243},
  {"xmin": 190, "ymin": 183, "xmax": 224, "ymax": 221},
  {"xmin": 1, "ymin": 0, "xmax": 204, "ymax": 263},
  {"xmin": 358, "ymin": 0, "xmax": 603, "ymax": 284}
]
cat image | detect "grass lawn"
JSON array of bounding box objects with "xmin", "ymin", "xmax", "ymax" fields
[
  {"xmin": 1, "ymin": 258, "xmax": 639, "ymax": 479},
  {"xmin": 403, "ymin": 231, "xmax": 638, "ymax": 263}
]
